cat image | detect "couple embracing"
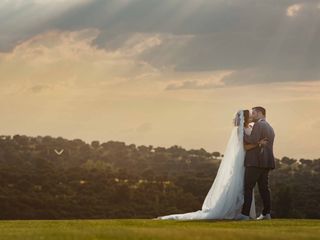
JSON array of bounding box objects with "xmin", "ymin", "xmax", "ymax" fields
[{"xmin": 154, "ymin": 106, "xmax": 275, "ymax": 221}]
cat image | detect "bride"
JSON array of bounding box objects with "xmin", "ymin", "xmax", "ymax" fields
[{"xmin": 153, "ymin": 110, "xmax": 267, "ymax": 220}]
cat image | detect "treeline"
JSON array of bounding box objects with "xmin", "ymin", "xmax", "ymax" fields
[{"xmin": 0, "ymin": 134, "xmax": 319, "ymax": 219}]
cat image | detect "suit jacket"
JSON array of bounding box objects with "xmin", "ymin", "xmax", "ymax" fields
[{"xmin": 243, "ymin": 119, "xmax": 276, "ymax": 169}]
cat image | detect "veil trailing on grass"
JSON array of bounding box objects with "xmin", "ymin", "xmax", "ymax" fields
[{"xmin": 155, "ymin": 110, "xmax": 256, "ymax": 220}]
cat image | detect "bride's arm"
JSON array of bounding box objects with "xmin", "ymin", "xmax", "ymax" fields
[
  {"xmin": 244, "ymin": 143, "xmax": 257, "ymax": 150},
  {"xmin": 244, "ymin": 138, "xmax": 268, "ymax": 150}
]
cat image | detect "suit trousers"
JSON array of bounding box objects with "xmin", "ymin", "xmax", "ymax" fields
[{"xmin": 241, "ymin": 166, "xmax": 271, "ymax": 216}]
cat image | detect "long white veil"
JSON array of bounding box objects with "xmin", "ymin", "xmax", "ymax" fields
[{"xmin": 155, "ymin": 110, "xmax": 256, "ymax": 220}]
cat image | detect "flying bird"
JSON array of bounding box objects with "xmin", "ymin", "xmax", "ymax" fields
[{"xmin": 54, "ymin": 149, "xmax": 64, "ymax": 155}]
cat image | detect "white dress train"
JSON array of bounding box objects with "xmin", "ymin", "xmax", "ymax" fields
[{"xmin": 155, "ymin": 110, "xmax": 256, "ymax": 220}]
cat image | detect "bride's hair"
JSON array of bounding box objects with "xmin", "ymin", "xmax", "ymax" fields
[
  {"xmin": 243, "ymin": 110, "xmax": 250, "ymax": 127},
  {"xmin": 233, "ymin": 110, "xmax": 250, "ymax": 127}
]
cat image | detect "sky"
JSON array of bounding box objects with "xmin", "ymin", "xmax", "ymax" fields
[{"xmin": 1, "ymin": 0, "xmax": 320, "ymax": 159}]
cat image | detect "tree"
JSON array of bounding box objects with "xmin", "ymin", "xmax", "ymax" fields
[{"xmin": 212, "ymin": 152, "xmax": 221, "ymax": 159}]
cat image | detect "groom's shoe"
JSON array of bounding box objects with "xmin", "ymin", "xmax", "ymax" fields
[
  {"xmin": 256, "ymin": 213, "xmax": 271, "ymax": 220},
  {"xmin": 236, "ymin": 214, "xmax": 250, "ymax": 221}
]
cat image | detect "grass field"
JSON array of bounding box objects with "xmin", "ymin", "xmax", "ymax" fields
[{"xmin": 0, "ymin": 219, "xmax": 319, "ymax": 240}]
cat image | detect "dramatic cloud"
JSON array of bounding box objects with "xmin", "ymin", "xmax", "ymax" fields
[
  {"xmin": 0, "ymin": 28, "xmax": 164, "ymax": 92},
  {"xmin": 287, "ymin": 4, "xmax": 303, "ymax": 17},
  {"xmin": 0, "ymin": 0, "xmax": 96, "ymax": 51},
  {"xmin": 1, "ymin": 0, "xmax": 320, "ymax": 85}
]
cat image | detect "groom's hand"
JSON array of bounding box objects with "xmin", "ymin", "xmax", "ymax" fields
[{"xmin": 258, "ymin": 138, "xmax": 268, "ymax": 147}]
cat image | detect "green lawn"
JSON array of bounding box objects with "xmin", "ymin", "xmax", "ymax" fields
[{"xmin": 0, "ymin": 219, "xmax": 319, "ymax": 240}]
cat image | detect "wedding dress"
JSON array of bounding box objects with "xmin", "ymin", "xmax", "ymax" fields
[{"xmin": 155, "ymin": 110, "xmax": 256, "ymax": 220}]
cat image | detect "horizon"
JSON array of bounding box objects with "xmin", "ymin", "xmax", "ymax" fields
[{"xmin": 1, "ymin": 132, "xmax": 317, "ymax": 161}]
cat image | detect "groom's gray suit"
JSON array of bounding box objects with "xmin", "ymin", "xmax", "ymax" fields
[
  {"xmin": 244, "ymin": 118, "xmax": 275, "ymax": 169},
  {"xmin": 241, "ymin": 118, "xmax": 275, "ymax": 217}
]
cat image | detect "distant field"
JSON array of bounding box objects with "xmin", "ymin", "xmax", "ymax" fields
[{"xmin": 0, "ymin": 219, "xmax": 319, "ymax": 240}]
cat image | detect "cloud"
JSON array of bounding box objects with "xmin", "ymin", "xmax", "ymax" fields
[
  {"xmin": 0, "ymin": 28, "xmax": 168, "ymax": 98},
  {"xmin": 29, "ymin": 84, "xmax": 51, "ymax": 93},
  {"xmin": 165, "ymin": 71, "xmax": 232, "ymax": 90},
  {"xmin": 0, "ymin": 0, "xmax": 93, "ymax": 51},
  {"xmin": 286, "ymin": 4, "xmax": 303, "ymax": 17},
  {"xmin": 1, "ymin": 27, "xmax": 239, "ymax": 98},
  {"xmin": 1, "ymin": 0, "xmax": 320, "ymax": 86},
  {"xmin": 165, "ymin": 80, "xmax": 221, "ymax": 90}
]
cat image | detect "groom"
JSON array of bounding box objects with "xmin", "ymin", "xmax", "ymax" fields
[{"xmin": 238, "ymin": 106, "xmax": 275, "ymax": 220}]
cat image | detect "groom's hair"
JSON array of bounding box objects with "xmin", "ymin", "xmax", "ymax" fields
[{"xmin": 252, "ymin": 106, "xmax": 266, "ymax": 116}]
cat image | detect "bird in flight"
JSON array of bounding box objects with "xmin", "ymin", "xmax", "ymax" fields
[{"xmin": 54, "ymin": 149, "xmax": 64, "ymax": 155}]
